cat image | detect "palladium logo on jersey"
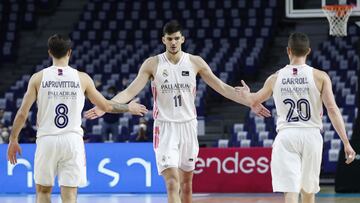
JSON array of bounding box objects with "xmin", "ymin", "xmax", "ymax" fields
[{"xmin": 160, "ymin": 83, "xmax": 191, "ymax": 93}]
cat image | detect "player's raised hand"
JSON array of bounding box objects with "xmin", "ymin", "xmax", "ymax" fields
[
  {"xmin": 7, "ymin": 140, "xmax": 22, "ymax": 165},
  {"xmin": 235, "ymin": 80, "xmax": 271, "ymax": 118},
  {"xmin": 235, "ymin": 80, "xmax": 250, "ymax": 96},
  {"xmin": 84, "ymin": 106, "xmax": 105, "ymax": 120},
  {"xmin": 128, "ymin": 98, "xmax": 148, "ymax": 116},
  {"xmin": 344, "ymin": 143, "xmax": 356, "ymax": 164}
]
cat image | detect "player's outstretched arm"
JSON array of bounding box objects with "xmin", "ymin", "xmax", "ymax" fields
[
  {"xmin": 320, "ymin": 71, "xmax": 356, "ymax": 164},
  {"xmin": 80, "ymin": 72, "xmax": 148, "ymax": 116},
  {"xmin": 7, "ymin": 72, "xmax": 39, "ymax": 164},
  {"xmin": 111, "ymin": 57, "xmax": 155, "ymax": 103},
  {"xmin": 193, "ymin": 55, "xmax": 270, "ymax": 117},
  {"xmin": 84, "ymin": 57, "xmax": 155, "ymax": 120},
  {"xmin": 236, "ymin": 74, "xmax": 276, "ymax": 108}
]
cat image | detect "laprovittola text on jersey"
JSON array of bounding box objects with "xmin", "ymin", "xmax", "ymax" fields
[{"xmin": 42, "ymin": 81, "xmax": 80, "ymax": 88}]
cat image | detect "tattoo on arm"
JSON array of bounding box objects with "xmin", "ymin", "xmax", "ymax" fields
[{"xmin": 109, "ymin": 101, "xmax": 129, "ymax": 113}]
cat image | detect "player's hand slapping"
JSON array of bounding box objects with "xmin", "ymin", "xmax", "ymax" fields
[
  {"xmin": 84, "ymin": 106, "xmax": 105, "ymax": 120},
  {"xmin": 344, "ymin": 142, "xmax": 356, "ymax": 164},
  {"xmin": 235, "ymin": 80, "xmax": 271, "ymax": 118},
  {"xmin": 85, "ymin": 99, "xmax": 148, "ymax": 120},
  {"xmin": 127, "ymin": 99, "xmax": 148, "ymax": 116},
  {"xmin": 7, "ymin": 140, "xmax": 22, "ymax": 165}
]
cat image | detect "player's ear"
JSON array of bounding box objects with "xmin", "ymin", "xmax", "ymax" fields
[
  {"xmin": 67, "ymin": 49, "xmax": 72, "ymax": 57},
  {"xmin": 162, "ymin": 36, "xmax": 166, "ymax": 45},
  {"xmin": 286, "ymin": 47, "xmax": 291, "ymax": 55},
  {"xmin": 48, "ymin": 50, "xmax": 53, "ymax": 58},
  {"xmin": 181, "ymin": 35, "xmax": 185, "ymax": 43},
  {"xmin": 306, "ymin": 48, "xmax": 311, "ymax": 56}
]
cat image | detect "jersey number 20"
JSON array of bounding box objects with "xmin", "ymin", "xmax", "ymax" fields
[
  {"xmin": 283, "ymin": 98, "xmax": 311, "ymax": 122},
  {"xmin": 55, "ymin": 103, "xmax": 69, "ymax": 128}
]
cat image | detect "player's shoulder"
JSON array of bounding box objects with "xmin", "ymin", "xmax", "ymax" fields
[
  {"xmin": 25, "ymin": 70, "xmax": 44, "ymax": 87},
  {"xmin": 268, "ymin": 71, "xmax": 279, "ymax": 81},
  {"xmin": 265, "ymin": 72, "xmax": 278, "ymax": 87},
  {"xmin": 32, "ymin": 70, "xmax": 43, "ymax": 77},
  {"xmin": 77, "ymin": 70, "xmax": 92, "ymax": 81},
  {"xmin": 270, "ymin": 71, "xmax": 279, "ymax": 78},
  {"xmin": 312, "ymin": 67, "xmax": 329, "ymax": 80},
  {"xmin": 312, "ymin": 67, "xmax": 326, "ymax": 74},
  {"xmin": 77, "ymin": 70, "xmax": 88, "ymax": 77},
  {"xmin": 144, "ymin": 56, "xmax": 158, "ymax": 65},
  {"xmin": 30, "ymin": 70, "xmax": 43, "ymax": 81},
  {"xmin": 188, "ymin": 54, "xmax": 206, "ymax": 67},
  {"xmin": 188, "ymin": 53, "xmax": 202, "ymax": 61},
  {"xmin": 144, "ymin": 55, "xmax": 159, "ymax": 63}
]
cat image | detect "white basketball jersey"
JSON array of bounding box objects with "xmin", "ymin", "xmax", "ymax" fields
[
  {"xmin": 36, "ymin": 66, "xmax": 85, "ymax": 137},
  {"xmin": 273, "ymin": 64, "xmax": 323, "ymax": 131},
  {"xmin": 151, "ymin": 52, "xmax": 197, "ymax": 122}
]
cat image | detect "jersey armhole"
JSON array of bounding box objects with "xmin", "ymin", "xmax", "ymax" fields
[
  {"xmin": 271, "ymin": 72, "xmax": 280, "ymax": 91},
  {"xmin": 76, "ymin": 71, "xmax": 86, "ymax": 93},
  {"xmin": 151, "ymin": 55, "xmax": 161, "ymax": 81},
  {"xmin": 311, "ymin": 68, "xmax": 322, "ymax": 95},
  {"xmin": 36, "ymin": 70, "xmax": 45, "ymax": 97}
]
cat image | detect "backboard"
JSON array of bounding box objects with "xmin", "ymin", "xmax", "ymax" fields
[{"xmin": 286, "ymin": 0, "xmax": 360, "ymax": 18}]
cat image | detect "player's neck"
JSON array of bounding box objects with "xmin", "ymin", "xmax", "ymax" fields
[
  {"xmin": 165, "ymin": 50, "xmax": 183, "ymax": 64},
  {"xmin": 52, "ymin": 58, "xmax": 69, "ymax": 67},
  {"xmin": 289, "ymin": 57, "xmax": 306, "ymax": 66}
]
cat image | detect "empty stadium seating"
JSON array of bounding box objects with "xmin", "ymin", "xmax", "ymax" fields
[{"xmin": 1, "ymin": 0, "xmax": 279, "ymax": 142}]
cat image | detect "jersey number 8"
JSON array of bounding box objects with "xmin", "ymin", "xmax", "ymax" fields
[{"xmin": 54, "ymin": 103, "xmax": 69, "ymax": 128}]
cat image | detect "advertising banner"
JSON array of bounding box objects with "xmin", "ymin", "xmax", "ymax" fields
[
  {"xmin": 193, "ymin": 147, "xmax": 272, "ymax": 193},
  {"xmin": 0, "ymin": 144, "xmax": 272, "ymax": 193},
  {"xmin": 0, "ymin": 143, "xmax": 165, "ymax": 193}
]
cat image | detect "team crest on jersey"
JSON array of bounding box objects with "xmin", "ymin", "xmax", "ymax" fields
[{"xmin": 162, "ymin": 69, "xmax": 169, "ymax": 77}]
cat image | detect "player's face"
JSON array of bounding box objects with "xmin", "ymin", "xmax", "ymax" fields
[{"xmin": 162, "ymin": 32, "xmax": 184, "ymax": 55}]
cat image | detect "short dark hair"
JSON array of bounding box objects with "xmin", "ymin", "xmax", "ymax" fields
[
  {"xmin": 163, "ymin": 20, "xmax": 182, "ymax": 36},
  {"xmin": 48, "ymin": 34, "xmax": 72, "ymax": 59},
  {"xmin": 288, "ymin": 32, "xmax": 310, "ymax": 56}
]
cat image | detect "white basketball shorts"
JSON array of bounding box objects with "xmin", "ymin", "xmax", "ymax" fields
[
  {"xmin": 271, "ymin": 128, "xmax": 323, "ymax": 193},
  {"xmin": 153, "ymin": 119, "xmax": 199, "ymax": 175},
  {"xmin": 34, "ymin": 133, "xmax": 87, "ymax": 187}
]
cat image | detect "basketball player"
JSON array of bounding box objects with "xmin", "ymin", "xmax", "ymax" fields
[
  {"xmin": 85, "ymin": 20, "xmax": 270, "ymax": 203},
  {"xmin": 7, "ymin": 34, "xmax": 148, "ymax": 203},
  {"xmin": 236, "ymin": 32, "xmax": 356, "ymax": 203}
]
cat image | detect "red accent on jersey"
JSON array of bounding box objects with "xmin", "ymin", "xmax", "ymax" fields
[
  {"xmin": 152, "ymin": 86, "xmax": 159, "ymax": 119},
  {"xmin": 58, "ymin": 69, "xmax": 63, "ymax": 76},
  {"xmin": 292, "ymin": 68, "xmax": 298, "ymax": 75},
  {"xmin": 193, "ymin": 87, "xmax": 197, "ymax": 115},
  {"xmin": 153, "ymin": 126, "xmax": 160, "ymax": 149}
]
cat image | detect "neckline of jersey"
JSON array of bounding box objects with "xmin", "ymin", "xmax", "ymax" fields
[
  {"xmin": 287, "ymin": 64, "xmax": 307, "ymax": 67},
  {"xmin": 163, "ymin": 52, "xmax": 185, "ymax": 66},
  {"xmin": 51, "ymin": 65, "xmax": 70, "ymax": 69}
]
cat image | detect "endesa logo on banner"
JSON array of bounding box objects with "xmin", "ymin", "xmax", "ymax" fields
[
  {"xmin": 0, "ymin": 143, "xmax": 165, "ymax": 193},
  {"xmin": 193, "ymin": 147, "xmax": 272, "ymax": 193}
]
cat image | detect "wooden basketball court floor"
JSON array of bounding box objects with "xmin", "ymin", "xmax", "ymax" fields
[{"xmin": 1, "ymin": 187, "xmax": 359, "ymax": 203}]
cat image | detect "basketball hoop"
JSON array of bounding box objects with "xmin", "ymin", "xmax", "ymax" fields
[{"xmin": 322, "ymin": 5, "xmax": 354, "ymax": 37}]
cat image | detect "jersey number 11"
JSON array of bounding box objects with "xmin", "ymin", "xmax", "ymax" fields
[{"xmin": 173, "ymin": 95, "xmax": 182, "ymax": 107}]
